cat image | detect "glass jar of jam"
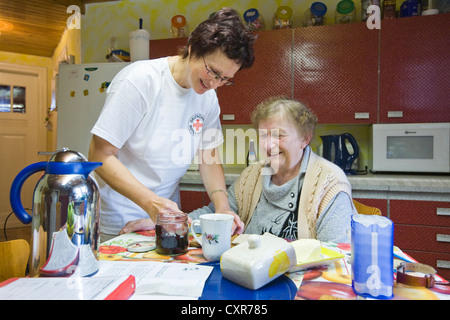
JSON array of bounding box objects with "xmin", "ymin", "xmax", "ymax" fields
[{"xmin": 156, "ymin": 212, "xmax": 189, "ymax": 255}]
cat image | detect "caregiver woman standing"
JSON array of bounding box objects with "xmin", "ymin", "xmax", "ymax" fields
[{"xmin": 89, "ymin": 8, "xmax": 255, "ymax": 242}]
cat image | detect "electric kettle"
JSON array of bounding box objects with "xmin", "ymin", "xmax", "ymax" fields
[
  {"xmin": 10, "ymin": 149, "xmax": 102, "ymax": 277},
  {"xmin": 320, "ymin": 133, "xmax": 359, "ymax": 175}
]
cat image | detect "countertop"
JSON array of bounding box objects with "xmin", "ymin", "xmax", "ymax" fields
[{"xmin": 180, "ymin": 167, "xmax": 450, "ymax": 201}]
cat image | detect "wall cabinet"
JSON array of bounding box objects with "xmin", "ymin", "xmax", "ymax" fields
[
  {"xmin": 293, "ymin": 23, "xmax": 379, "ymax": 124},
  {"xmin": 379, "ymin": 14, "xmax": 450, "ymax": 123},
  {"xmin": 149, "ymin": 13, "xmax": 450, "ymax": 125},
  {"xmin": 216, "ymin": 29, "xmax": 292, "ymax": 124}
]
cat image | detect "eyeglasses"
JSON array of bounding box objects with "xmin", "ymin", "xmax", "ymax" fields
[{"xmin": 203, "ymin": 57, "xmax": 234, "ymax": 86}]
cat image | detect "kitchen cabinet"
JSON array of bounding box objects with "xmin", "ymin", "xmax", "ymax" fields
[
  {"xmin": 389, "ymin": 200, "xmax": 450, "ymax": 280},
  {"xmin": 215, "ymin": 29, "xmax": 292, "ymax": 124},
  {"xmin": 293, "ymin": 23, "xmax": 379, "ymax": 124},
  {"xmin": 148, "ymin": 14, "xmax": 449, "ymax": 125},
  {"xmin": 180, "ymin": 190, "xmax": 210, "ymax": 213},
  {"xmin": 379, "ymin": 14, "xmax": 450, "ymax": 123}
]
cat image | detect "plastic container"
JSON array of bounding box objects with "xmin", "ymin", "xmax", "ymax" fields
[
  {"xmin": 361, "ymin": 0, "xmax": 381, "ymax": 21},
  {"xmin": 421, "ymin": 0, "xmax": 439, "ymax": 14},
  {"xmin": 351, "ymin": 214, "xmax": 394, "ymax": 299},
  {"xmin": 155, "ymin": 212, "xmax": 189, "ymax": 255},
  {"xmin": 170, "ymin": 15, "xmax": 188, "ymax": 38},
  {"xmin": 303, "ymin": 2, "xmax": 328, "ymax": 26},
  {"xmin": 335, "ymin": 0, "xmax": 356, "ymax": 24},
  {"xmin": 247, "ymin": 139, "xmax": 257, "ymax": 166},
  {"xmin": 382, "ymin": 0, "xmax": 397, "ymax": 18},
  {"xmin": 400, "ymin": 0, "xmax": 422, "ymax": 16},
  {"xmin": 243, "ymin": 8, "xmax": 265, "ymax": 31},
  {"xmin": 273, "ymin": 6, "xmax": 293, "ymax": 29}
]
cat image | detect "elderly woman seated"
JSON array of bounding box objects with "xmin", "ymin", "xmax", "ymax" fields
[{"xmin": 189, "ymin": 97, "xmax": 357, "ymax": 243}]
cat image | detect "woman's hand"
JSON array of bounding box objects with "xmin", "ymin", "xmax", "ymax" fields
[
  {"xmin": 218, "ymin": 210, "xmax": 244, "ymax": 235},
  {"xmin": 120, "ymin": 218, "xmax": 155, "ymax": 234}
]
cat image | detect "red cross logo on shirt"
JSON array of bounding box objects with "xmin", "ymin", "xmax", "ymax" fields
[
  {"xmin": 188, "ymin": 113, "xmax": 205, "ymax": 136},
  {"xmin": 193, "ymin": 119, "xmax": 203, "ymax": 132}
]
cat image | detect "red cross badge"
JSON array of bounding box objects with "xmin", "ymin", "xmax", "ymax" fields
[{"xmin": 188, "ymin": 113, "xmax": 205, "ymax": 136}]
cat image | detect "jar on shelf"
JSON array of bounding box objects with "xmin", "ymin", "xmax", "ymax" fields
[
  {"xmin": 382, "ymin": 0, "xmax": 397, "ymax": 18},
  {"xmin": 273, "ymin": 6, "xmax": 293, "ymax": 29},
  {"xmin": 156, "ymin": 211, "xmax": 189, "ymax": 255},
  {"xmin": 335, "ymin": 0, "xmax": 356, "ymax": 24},
  {"xmin": 303, "ymin": 2, "xmax": 328, "ymax": 26},
  {"xmin": 361, "ymin": 0, "xmax": 380, "ymax": 21},
  {"xmin": 170, "ymin": 15, "xmax": 188, "ymax": 38},
  {"xmin": 243, "ymin": 8, "xmax": 265, "ymax": 31},
  {"xmin": 400, "ymin": 0, "xmax": 422, "ymax": 16}
]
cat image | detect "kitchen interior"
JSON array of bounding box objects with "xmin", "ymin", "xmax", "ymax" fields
[{"xmin": 0, "ymin": 0, "xmax": 449, "ymax": 285}]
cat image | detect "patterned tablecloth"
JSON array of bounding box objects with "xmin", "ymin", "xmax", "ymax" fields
[{"xmin": 100, "ymin": 231, "xmax": 450, "ymax": 300}]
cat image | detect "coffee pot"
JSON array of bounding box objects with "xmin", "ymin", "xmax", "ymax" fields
[
  {"xmin": 10, "ymin": 149, "xmax": 102, "ymax": 277},
  {"xmin": 320, "ymin": 133, "xmax": 359, "ymax": 175}
]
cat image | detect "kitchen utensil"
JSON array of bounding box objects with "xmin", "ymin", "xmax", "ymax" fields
[
  {"xmin": 10, "ymin": 149, "xmax": 102, "ymax": 277},
  {"xmin": 320, "ymin": 133, "xmax": 359, "ymax": 174}
]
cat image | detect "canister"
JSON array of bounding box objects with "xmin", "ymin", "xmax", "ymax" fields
[
  {"xmin": 243, "ymin": 8, "xmax": 265, "ymax": 31},
  {"xmin": 273, "ymin": 6, "xmax": 293, "ymax": 29},
  {"xmin": 335, "ymin": 0, "xmax": 356, "ymax": 24},
  {"xmin": 351, "ymin": 214, "xmax": 394, "ymax": 299},
  {"xmin": 303, "ymin": 2, "xmax": 328, "ymax": 26}
]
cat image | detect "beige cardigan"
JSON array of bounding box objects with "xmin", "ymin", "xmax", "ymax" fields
[{"xmin": 234, "ymin": 151, "xmax": 354, "ymax": 239}]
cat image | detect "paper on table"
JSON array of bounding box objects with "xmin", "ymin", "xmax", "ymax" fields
[{"xmin": 94, "ymin": 260, "xmax": 213, "ymax": 299}]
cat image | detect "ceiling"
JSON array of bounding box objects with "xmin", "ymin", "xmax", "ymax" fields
[{"xmin": 0, "ymin": 0, "xmax": 116, "ymax": 57}]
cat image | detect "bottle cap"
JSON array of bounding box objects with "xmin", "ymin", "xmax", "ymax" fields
[
  {"xmin": 337, "ymin": 0, "xmax": 355, "ymax": 14},
  {"xmin": 311, "ymin": 2, "xmax": 328, "ymax": 16}
]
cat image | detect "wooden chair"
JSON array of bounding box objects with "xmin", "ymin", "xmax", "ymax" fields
[
  {"xmin": 353, "ymin": 199, "xmax": 382, "ymax": 216},
  {"xmin": 0, "ymin": 239, "xmax": 30, "ymax": 282}
]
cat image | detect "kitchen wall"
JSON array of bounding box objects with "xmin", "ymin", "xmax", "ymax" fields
[{"xmin": 81, "ymin": 0, "xmax": 372, "ymax": 63}]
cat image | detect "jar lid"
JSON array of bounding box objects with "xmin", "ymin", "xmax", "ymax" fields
[
  {"xmin": 311, "ymin": 2, "xmax": 328, "ymax": 16},
  {"xmin": 157, "ymin": 211, "xmax": 187, "ymax": 222},
  {"xmin": 171, "ymin": 15, "xmax": 186, "ymax": 28},
  {"xmin": 337, "ymin": 0, "xmax": 355, "ymax": 14},
  {"xmin": 275, "ymin": 6, "xmax": 293, "ymax": 19},
  {"xmin": 244, "ymin": 8, "xmax": 260, "ymax": 22}
]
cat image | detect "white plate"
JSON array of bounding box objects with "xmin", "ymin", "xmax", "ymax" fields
[{"xmin": 288, "ymin": 246, "xmax": 345, "ymax": 273}]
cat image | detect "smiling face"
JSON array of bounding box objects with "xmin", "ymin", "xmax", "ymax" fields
[
  {"xmin": 258, "ymin": 114, "xmax": 311, "ymax": 179},
  {"xmin": 187, "ymin": 50, "xmax": 241, "ymax": 94}
]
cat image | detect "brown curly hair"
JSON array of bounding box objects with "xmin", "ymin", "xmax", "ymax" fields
[{"xmin": 181, "ymin": 8, "xmax": 256, "ymax": 70}]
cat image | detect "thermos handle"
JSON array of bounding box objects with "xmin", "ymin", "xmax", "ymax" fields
[{"xmin": 10, "ymin": 161, "xmax": 48, "ymax": 224}]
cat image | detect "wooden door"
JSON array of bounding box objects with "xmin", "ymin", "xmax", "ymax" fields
[{"xmin": 0, "ymin": 63, "xmax": 47, "ymax": 229}]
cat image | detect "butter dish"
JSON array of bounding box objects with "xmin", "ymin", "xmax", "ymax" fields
[{"xmin": 220, "ymin": 233, "xmax": 296, "ymax": 290}]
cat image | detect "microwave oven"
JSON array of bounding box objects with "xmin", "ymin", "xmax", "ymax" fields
[{"xmin": 370, "ymin": 123, "xmax": 450, "ymax": 173}]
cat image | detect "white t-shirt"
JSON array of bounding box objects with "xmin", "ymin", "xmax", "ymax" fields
[{"xmin": 91, "ymin": 58, "xmax": 224, "ymax": 235}]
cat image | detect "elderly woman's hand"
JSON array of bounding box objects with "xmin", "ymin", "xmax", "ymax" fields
[
  {"xmin": 119, "ymin": 218, "xmax": 155, "ymax": 235},
  {"xmin": 219, "ymin": 211, "xmax": 245, "ymax": 235}
]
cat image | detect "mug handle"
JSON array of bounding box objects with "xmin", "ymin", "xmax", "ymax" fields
[{"xmin": 190, "ymin": 220, "xmax": 202, "ymax": 246}]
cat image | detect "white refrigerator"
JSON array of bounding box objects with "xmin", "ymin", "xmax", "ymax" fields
[{"xmin": 56, "ymin": 62, "xmax": 130, "ymax": 158}]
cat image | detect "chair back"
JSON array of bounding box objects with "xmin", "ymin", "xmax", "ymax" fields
[
  {"xmin": 353, "ymin": 200, "xmax": 382, "ymax": 216},
  {"xmin": 0, "ymin": 239, "xmax": 30, "ymax": 282}
]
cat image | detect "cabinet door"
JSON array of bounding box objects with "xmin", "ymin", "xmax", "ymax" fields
[
  {"xmin": 180, "ymin": 191, "xmax": 205, "ymax": 213},
  {"xmin": 293, "ymin": 23, "xmax": 379, "ymax": 124},
  {"xmin": 379, "ymin": 14, "xmax": 450, "ymax": 123},
  {"xmin": 353, "ymin": 198, "xmax": 388, "ymax": 216},
  {"xmin": 216, "ymin": 29, "xmax": 292, "ymax": 124},
  {"xmin": 149, "ymin": 37, "xmax": 188, "ymax": 59}
]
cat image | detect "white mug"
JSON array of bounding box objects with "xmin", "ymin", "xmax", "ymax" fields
[{"xmin": 190, "ymin": 213, "xmax": 234, "ymax": 261}]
